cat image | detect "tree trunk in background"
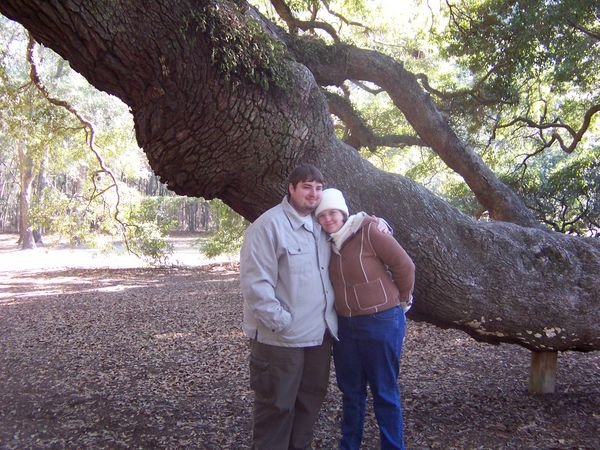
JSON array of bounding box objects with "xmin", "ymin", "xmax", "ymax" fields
[
  {"xmin": 0, "ymin": 153, "xmax": 19, "ymax": 233},
  {"xmin": 0, "ymin": 0, "xmax": 598, "ymax": 353},
  {"xmin": 17, "ymin": 141, "xmax": 35, "ymax": 249},
  {"xmin": 201, "ymin": 202, "xmax": 211, "ymax": 231},
  {"xmin": 32, "ymin": 149, "xmax": 48, "ymax": 244},
  {"xmin": 185, "ymin": 200, "xmax": 198, "ymax": 232}
]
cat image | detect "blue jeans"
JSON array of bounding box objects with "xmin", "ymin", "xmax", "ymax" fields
[{"xmin": 333, "ymin": 306, "xmax": 406, "ymax": 450}]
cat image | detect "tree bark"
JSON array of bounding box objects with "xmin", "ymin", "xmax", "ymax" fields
[{"xmin": 1, "ymin": 0, "xmax": 598, "ymax": 352}]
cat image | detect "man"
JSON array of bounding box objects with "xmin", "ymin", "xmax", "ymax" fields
[{"xmin": 240, "ymin": 164, "xmax": 337, "ymax": 450}]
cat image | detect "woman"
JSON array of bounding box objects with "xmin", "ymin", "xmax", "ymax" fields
[{"xmin": 315, "ymin": 188, "xmax": 415, "ymax": 450}]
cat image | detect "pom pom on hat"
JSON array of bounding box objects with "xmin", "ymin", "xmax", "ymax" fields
[{"xmin": 315, "ymin": 188, "xmax": 349, "ymax": 218}]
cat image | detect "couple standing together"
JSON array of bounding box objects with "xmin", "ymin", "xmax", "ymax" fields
[{"xmin": 240, "ymin": 164, "xmax": 415, "ymax": 450}]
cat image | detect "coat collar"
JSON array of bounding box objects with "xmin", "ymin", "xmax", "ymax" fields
[{"xmin": 281, "ymin": 196, "xmax": 320, "ymax": 233}]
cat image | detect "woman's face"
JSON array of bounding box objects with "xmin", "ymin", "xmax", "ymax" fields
[{"xmin": 317, "ymin": 209, "xmax": 345, "ymax": 234}]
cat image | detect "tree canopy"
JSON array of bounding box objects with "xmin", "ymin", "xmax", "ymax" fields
[{"xmin": 0, "ymin": 0, "xmax": 598, "ymax": 353}]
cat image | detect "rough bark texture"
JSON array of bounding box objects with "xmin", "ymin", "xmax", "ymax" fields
[{"xmin": 1, "ymin": 0, "xmax": 598, "ymax": 351}]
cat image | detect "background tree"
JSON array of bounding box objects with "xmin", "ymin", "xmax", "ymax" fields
[
  {"xmin": 0, "ymin": 17, "xmax": 224, "ymax": 259},
  {"xmin": 0, "ymin": 0, "xmax": 598, "ymax": 391},
  {"xmin": 1, "ymin": 42, "xmax": 76, "ymax": 248},
  {"xmin": 434, "ymin": 0, "xmax": 599, "ymax": 232}
]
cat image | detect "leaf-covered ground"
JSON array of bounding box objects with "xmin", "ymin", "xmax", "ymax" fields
[{"xmin": 1, "ymin": 245, "xmax": 599, "ymax": 448}]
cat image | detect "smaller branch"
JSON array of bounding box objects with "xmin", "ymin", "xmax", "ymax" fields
[
  {"xmin": 320, "ymin": 0, "xmax": 372, "ymax": 34},
  {"xmin": 514, "ymin": 144, "xmax": 548, "ymax": 176},
  {"xmin": 416, "ymin": 67, "xmax": 515, "ymax": 106},
  {"xmin": 350, "ymin": 80, "xmax": 384, "ymax": 95},
  {"xmin": 26, "ymin": 33, "xmax": 137, "ymax": 255},
  {"xmin": 325, "ymin": 91, "xmax": 425, "ymax": 151},
  {"xmin": 565, "ymin": 18, "xmax": 600, "ymax": 41},
  {"xmin": 270, "ymin": 0, "xmax": 340, "ymax": 42},
  {"xmin": 88, "ymin": 178, "xmax": 117, "ymax": 202},
  {"xmin": 499, "ymin": 104, "xmax": 600, "ymax": 154},
  {"xmin": 445, "ymin": 0, "xmax": 475, "ymax": 38}
]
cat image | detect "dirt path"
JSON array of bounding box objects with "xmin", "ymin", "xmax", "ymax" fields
[{"xmin": 0, "ymin": 233, "xmax": 236, "ymax": 273}]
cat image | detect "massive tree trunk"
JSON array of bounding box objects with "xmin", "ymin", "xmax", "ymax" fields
[{"xmin": 1, "ymin": 0, "xmax": 598, "ymax": 352}]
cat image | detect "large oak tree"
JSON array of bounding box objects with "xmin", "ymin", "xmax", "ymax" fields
[{"xmin": 1, "ymin": 0, "xmax": 598, "ymax": 366}]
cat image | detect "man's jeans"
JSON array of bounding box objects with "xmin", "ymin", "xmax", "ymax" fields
[{"xmin": 333, "ymin": 306, "xmax": 406, "ymax": 450}]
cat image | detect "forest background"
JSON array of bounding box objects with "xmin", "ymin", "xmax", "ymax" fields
[
  {"xmin": 0, "ymin": 15, "xmax": 247, "ymax": 262},
  {"xmin": 0, "ymin": 0, "xmax": 598, "ymax": 263}
]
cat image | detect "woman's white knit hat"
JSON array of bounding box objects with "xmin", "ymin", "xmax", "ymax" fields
[{"xmin": 315, "ymin": 188, "xmax": 349, "ymax": 218}]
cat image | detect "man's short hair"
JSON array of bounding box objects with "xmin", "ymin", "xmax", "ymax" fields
[{"xmin": 287, "ymin": 164, "xmax": 325, "ymax": 188}]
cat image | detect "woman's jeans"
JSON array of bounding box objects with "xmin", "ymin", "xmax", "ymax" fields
[{"xmin": 333, "ymin": 306, "xmax": 406, "ymax": 450}]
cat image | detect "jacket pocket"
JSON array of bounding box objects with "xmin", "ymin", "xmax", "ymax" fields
[
  {"xmin": 353, "ymin": 278, "xmax": 389, "ymax": 311},
  {"xmin": 285, "ymin": 246, "xmax": 312, "ymax": 274}
]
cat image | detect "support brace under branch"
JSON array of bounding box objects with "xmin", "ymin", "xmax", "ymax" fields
[{"xmin": 529, "ymin": 351, "xmax": 558, "ymax": 394}]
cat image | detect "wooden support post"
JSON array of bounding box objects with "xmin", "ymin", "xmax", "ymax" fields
[{"xmin": 529, "ymin": 351, "xmax": 558, "ymax": 394}]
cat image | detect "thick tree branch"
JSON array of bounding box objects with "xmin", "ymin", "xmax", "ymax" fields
[{"xmin": 286, "ymin": 37, "xmax": 541, "ymax": 227}]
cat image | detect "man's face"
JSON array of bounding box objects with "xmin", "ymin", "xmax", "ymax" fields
[{"xmin": 288, "ymin": 180, "xmax": 323, "ymax": 216}]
